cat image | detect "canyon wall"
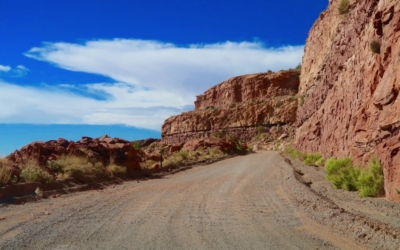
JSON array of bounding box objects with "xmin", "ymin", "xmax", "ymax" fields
[
  {"xmin": 162, "ymin": 70, "xmax": 299, "ymax": 145},
  {"xmin": 295, "ymin": 0, "xmax": 400, "ymax": 201}
]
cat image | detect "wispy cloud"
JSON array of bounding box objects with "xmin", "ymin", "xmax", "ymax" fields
[
  {"xmin": 0, "ymin": 65, "xmax": 11, "ymax": 72},
  {"xmin": 0, "ymin": 64, "xmax": 29, "ymax": 77},
  {"xmin": 0, "ymin": 39, "xmax": 303, "ymax": 130},
  {"xmin": 12, "ymin": 65, "xmax": 30, "ymax": 77}
]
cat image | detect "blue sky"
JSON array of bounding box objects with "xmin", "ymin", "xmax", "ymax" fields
[{"xmin": 0, "ymin": 0, "xmax": 327, "ymax": 155}]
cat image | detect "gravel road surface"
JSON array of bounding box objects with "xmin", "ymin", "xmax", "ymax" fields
[{"xmin": 0, "ymin": 151, "xmax": 364, "ymax": 249}]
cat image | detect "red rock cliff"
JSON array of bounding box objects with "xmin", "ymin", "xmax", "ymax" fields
[
  {"xmin": 195, "ymin": 71, "xmax": 299, "ymax": 109},
  {"xmin": 296, "ymin": 0, "xmax": 400, "ymax": 201},
  {"xmin": 162, "ymin": 70, "xmax": 299, "ymax": 144}
]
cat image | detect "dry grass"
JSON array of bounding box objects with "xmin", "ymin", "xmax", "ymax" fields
[
  {"xmin": 106, "ymin": 165, "xmax": 127, "ymax": 178},
  {"xmin": 0, "ymin": 167, "xmax": 11, "ymax": 187}
]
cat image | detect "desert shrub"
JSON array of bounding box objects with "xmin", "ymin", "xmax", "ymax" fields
[
  {"xmin": 266, "ymin": 70, "xmax": 273, "ymax": 73},
  {"xmin": 51, "ymin": 155, "xmax": 106, "ymax": 180},
  {"xmin": 63, "ymin": 162, "xmax": 106, "ymax": 180},
  {"xmin": 174, "ymin": 150, "xmax": 189, "ymax": 160},
  {"xmin": 163, "ymin": 158, "xmax": 179, "ymax": 169},
  {"xmin": 325, "ymin": 157, "xmax": 359, "ymax": 191},
  {"xmin": 48, "ymin": 155, "xmax": 87, "ymax": 174},
  {"xmin": 370, "ymin": 40, "xmax": 381, "ymax": 54},
  {"xmin": 303, "ymin": 153, "xmax": 323, "ymax": 166},
  {"xmin": 357, "ymin": 157, "xmax": 384, "ymax": 197},
  {"xmin": 295, "ymin": 63, "xmax": 302, "ymax": 70},
  {"xmin": 325, "ymin": 156, "xmax": 384, "ymax": 197},
  {"xmin": 106, "ymin": 165, "xmax": 127, "ymax": 178},
  {"xmin": 208, "ymin": 147, "xmax": 224, "ymax": 158},
  {"xmin": 0, "ymin": 168, "xmax": 11, "ymax": 187},
  {"xmin": 46, "ymin": 160, "xmax": 64, "ymax": 173},
  {"xmin": 284, "ymin": 146, "xmax": 305, "ymax": 160},
  {"xmin": 338, "ymin": 0, "xmax": 350, "ymax": 14},
  {"xmin": 21, "ymin": 167, "xmax": 53, "ymax": 184}
]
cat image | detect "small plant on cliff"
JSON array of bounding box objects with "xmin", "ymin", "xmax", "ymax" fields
[
  {"xmin": 338, "ymin": 0, "xmax": 350, "ymax": 15},
  {"xmin": 299, "ymin": 95, "xmax": 305, "ymax": 106},
  {"xmin": 370, "ymin": 40, "xmax": 381, "ymax": 54},
  {"xmin": 132, "ymin": 140, "xmax": 143, "ymax": 150},
  {"xmin": 295, "ymin": 63, "xmax": 302, "ymax": 70}
]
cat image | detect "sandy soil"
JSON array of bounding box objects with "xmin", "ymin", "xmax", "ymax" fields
[{"xmin": 0, "ymin": 151, "xmax": 398, "ymax": 249}]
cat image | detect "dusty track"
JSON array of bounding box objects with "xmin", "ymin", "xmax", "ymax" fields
[{"xmin": 0, "ymin": 151, "xmax": 365, "ymax": 249}]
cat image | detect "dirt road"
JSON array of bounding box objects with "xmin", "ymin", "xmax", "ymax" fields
[{"xmin": 0, "ymin": 151, "xmax": 364, "ymax": 249}]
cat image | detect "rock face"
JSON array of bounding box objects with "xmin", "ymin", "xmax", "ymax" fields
[
  {"xmin": 295, "ymin": 0, "xmax": 400, "ymax": 201},
  {"xmin": 162, "ymin": 70, "xmax": 300, "ymax": 144},
  {"xmin": 194, "ymin": 71, "xmax": 299, "ymax": 109}
]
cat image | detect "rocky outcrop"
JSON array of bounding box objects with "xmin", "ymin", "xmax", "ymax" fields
[
  {"xmin": 295, "ymin": 0, "xmax": 400, "ymax": 201},
  {"xmin": 6, "ymin": 135, "xmax": 143, "ymax": 171},
  {"xmin": 162, "ymin": 70, "xmax": 300, "ymax": 144}
]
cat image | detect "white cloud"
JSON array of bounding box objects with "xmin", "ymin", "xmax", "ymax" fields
[
  {"xmin": 0, "ymin": 39, "xmax": 303, "ymax": 130},
  {"xmin": 0, "ymin": 65, "xmax": 11, "ymax": 72},
  {"xmin": 26, "ymin": 39, "xmax": 303, "ymax": 96},
  {"xmin": 0, "ymin": 64, "xmax": 29, "ymax": 77}
]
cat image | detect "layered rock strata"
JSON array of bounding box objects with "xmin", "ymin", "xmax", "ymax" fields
[
  {"xmin": 295, "ymin": 0, "xmax": 400, "ymax": 201},
  {"xmin": 162, "ymin": 70, "xmax": 299, "ymax": 144}
]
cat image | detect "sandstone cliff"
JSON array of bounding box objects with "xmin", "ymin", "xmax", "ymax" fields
[
  {"xmin": 295, "ymin": 0, "xmax": 400, "ymax": 201},
  {"xmin": 162, "ymin": 70, "xmax": 299, "ymax": 145}
]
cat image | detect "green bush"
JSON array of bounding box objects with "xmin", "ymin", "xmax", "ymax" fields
[
  {"xmin": 21, "ymin": 167, "xmax": 54, "ymax": 184},
  {"xmin": 325, "ymin": 157, "xmax": 359, "ymax": 191},
  {"xmin": 303, "ymin": 153, "xmax": 323, "ymax": 166},
  {"xmin": 338, "ymin": 0, "xmax": 350, "ymax": 14},
  {"xmin": 325, "ymin": 156, "xmax": 384, "ymax": 197},
  {"xmin": 357, "ymin": 157, "xmax": 384, "ymax": 197},
  {"xmin": 370, "ymin": 40, "xmax": 381, "ymax": 54}
]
